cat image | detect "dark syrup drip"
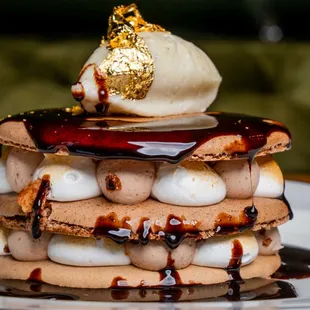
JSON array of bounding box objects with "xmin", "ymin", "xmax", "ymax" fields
[
  {"xmin": 28, "ymin": 268, "xmax": 44, "ymax": 283},
  {"xmin": 272, "ymin": 245, "xmax": 310, "ymax": 280},
  {"xmin": 214, "ymin": 205, "xmax": 258, "ymax": 234},
  {"xmin": 110, "ymin": 276, "xmax": 130, "ymax": 300},
  {"xmin": 136, "ymin": 217, "xmax": 152, "ymax": 245},
  {"xmin": 93, "ymin": 212, "xmax": 131, "ymax": 243},
  {"xmin": 32, "ymin": 175, "xmax": 51, "ymax": 239},
  {"xmin": 0, "ymin": 109, "xmax": 291, "ymax": 164},
  {"xmin": 225, "ymin": 239, "xmax": 244, "ymax": 301},
  {"xmin": 156, "ymin": 214, "xmax": 201, "ymax": 249}
]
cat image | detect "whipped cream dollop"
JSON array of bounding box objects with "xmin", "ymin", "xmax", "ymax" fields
[
  {"xmin": 72, "ymin": 32, "xmax": 221, "ymax": 117},
  {"xmin": 193, "ymin": 231, "xmax": 259, "ymax": 268},
  {"xmin": 0, "ymin": 226, "xmax": 10, "ymax": 256},
  {"xmin": 151, "ymin": 161, "xmax": 226, "ymax": 206},
  {"xmin": 48, "ymin": 235, "xmax": 130, "ymax": 266},
  {"xmin": 0, "ymin": 157, "xmax": 12, "ymax": 194},
  {"xmin": 254, "ymin": 228, "xmax": 283, "ymax": 255},
  {"xmin": 33, "ymin": 155, "xmax": 101, "ymax": 202},
  {"xmin": 254, "ymin": 155, "xmax": 284, "ymax": 198}
]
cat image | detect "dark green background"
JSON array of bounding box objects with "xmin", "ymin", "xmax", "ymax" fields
[{"xmin": 0, "ymin": 0, "xmax": 309, "ymax": 173}]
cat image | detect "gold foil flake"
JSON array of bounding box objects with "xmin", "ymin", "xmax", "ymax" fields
[
  {"xmin": 98, "ymin": 4, "xmax": 167, "ymax": 100},
  {"xmin": 65, "ymin": 105, "xmax": 84, "ymax": 115}
]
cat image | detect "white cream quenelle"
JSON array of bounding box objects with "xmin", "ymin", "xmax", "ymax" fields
[
  {"xmin": 48, "ymin": 235, "xmax": 130, "ymax": 267},
  {"xmin": 151, "ymin": 161, "xmax": 226, "ymax": 206},
  {"xmin": 72, "ymin": 32, "xmax": 221, "ymax": 117},
  {"xmin": 33, "ymin": 155, "xmax": 101, "ymax": 202},
  {"xmin": 193, "ymin": 231, "xmax": 259, "ymax": 268},
  {"xmin": 0, "ymin": 152, "xmax": 12, "ymax": 194},
  {"xmin": 254, "ymin": 155, "xmax": 284, "ymax": 198}
]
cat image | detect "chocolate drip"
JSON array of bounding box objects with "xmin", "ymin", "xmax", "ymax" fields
[
  {"xmin": 280, "ymin": 193, "xmax": 294, "ymax": 220},
  {"xmin": 156, "ymin": 214, "xmax": 200, "ymax": 249},
  {"xmin": 110, "ymin": 276, "xmax": 130, "ymax": 300},
  {"xmin": 32, "ymin": 176, "xmax": 51, "ymax": 239},
  {"xmin": 0, "ymin": 109, "xmax": 291, "ymax": 164},
  {"xmin": 136, "ymin": 217, "xmax": 152, "ymax": 245},
  {"xmin": 272, "ymin": 246, "xmax": 310, "ymax": 280},
  {"xmin": 215, "ymin": 205, "xmax": 258, "ymax": 234},
  {"xmin": 93, "ymin": 212, "xmax": 131, "ymax": 243},
  {"xmin": 158, "ymin": 288, "xmax": 183, "ymax": 302},
  {"xmin": 28, "ymin": 268, "xmax": 44, "ymax": 283},
  {"xmin": 225, "ymin": 239, "xmax": 244, "ymax": 301}
]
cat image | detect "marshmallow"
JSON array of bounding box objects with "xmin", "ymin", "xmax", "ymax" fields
[
  {"xmin": 151, "ymin": 161, "xmax": 226, "ymax": 206},
  {"xmin": 97, "ymin": 160, "xmax": 155, "ymax": 204},
  {"xmin": 213, "ymin": 159, "xmax": 260, "ymax": 199},
  {"xmin": 125, "ymin": 239, "xmax": 196, "ymax": 271},
  {"xmin": 48, "ymin": 235, "xmax": 130, "ymax": 267},
  {"xmin": 254, "ymin": 155, "xmax": 284, "ymax": 198},
  {"xmin": 193, "ymin": 231, "xmax": 259, "ymax": 268},
  {"xmin": 33, "ymin": 155, "xmax": 101, "ymax": 201},
  {"xmin": 72, "ymin": 32, "xmax": 221, "ymax": 117},
  {"xmin": 0, "ymin": 226, "xmax": 10, "ymax": 256},
  {"xmin": 8, "ymin": 231, "xmax": 52, "ymax": 261},
  {"xmin": 0, "ymin": 154, "xmax": 12, "ymax": 194},
  {"xmin": 6, "ymin": 148, "xmax": 44, "ymax": 193},
  {"xmin": 254, "ymin": 228, "xmax": 283, "ymax": 255}
]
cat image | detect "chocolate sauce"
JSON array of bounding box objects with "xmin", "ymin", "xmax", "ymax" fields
[
  {"xmin": 158, "ymin": 252, "xmax": 183, "ymax": 287},
  {"xmin": 93, "ymin": 212, "xmax": 131, "ymax": 243},
  {"xmin": 110, "ymin": 276, "xmax": 130, "ymax": 300},
  {"xmin": 139, "ymin": 289, "xmax": 147, "ymax": 298},
  {"xmin": 136, "ymin": 217, "xmax": 152, "ymax": 245},
  {"xmin": 214, "ymin": 205, "xmax": 258, "ymax": 234},
  {"xmin": 71, "ymin": 82, "xmax": 85, "ymax": 102},
  {"xmin": 28, "ymin": 268, "xmax": 44, "ymax": 283},
  {"xmin": 3, "ymin": 244, "xmax": 10, "ymax": 254},
  {"xmin": 0, "ymin": 109, "xmax": 291, "ymax": 164},
  {"xmin": 158, "ymin": 288, "xmax": 183, "ymax": 302},
  {"xmin": 280, "ymin": 192, "xmax": 294, "ymax": 220},
  {"xmin": 32, "ymin": 175, "xmax": 51, "ymax": 239},
  {"xmin": 110, "ymin": 276, "xmax": 128, "ymax": 288},
  {"xmin": 156, "ymin": 214, "xmax": 201, "ymax": 249},
  {"xmin": 272, "ymin": 245, "xmax": 310, "ymax": 280},
  {"xmin": 225, "ymin": 239, "xmax": 244, "ymax": 301}
]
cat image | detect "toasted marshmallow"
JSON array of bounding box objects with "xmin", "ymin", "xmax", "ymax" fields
[
  {"xmin": 6, "ymin": 148, "xmax": 44, "ymax": 193},
  {"xmin": 48, "ymin": 235, "xmax": 130, "ymax": 267},
  {"xmin": 151, "ymin": 161, "xmax": 226, "ymax": 206},
  {"xmin": 72, "ymin": 32, "xmax": 221, "ymax": 117},
  {"xmin": 33, "ymin": 155, "xmax": 101, "ymax": 202},
  {"xmin": 254, "ymin": 228, "xmax": 283, "ymax": 255},
  {"xmin": 213, "ymin": 159, "xmax": 260, "ymax": 199},
  {"xmin": 193, "ymin": 231, "xmax": 259, "ymax": 268},
  {"xmin": 254, "ymin": 155, "xmax": 284, "ymax": 198},
  {"xmin": 0, "ymin": 226, "xmax": 10, "ymax": 256},
  {"xmin": 0, "ymin": 152, "xmax": 12, "ymax": 194}
]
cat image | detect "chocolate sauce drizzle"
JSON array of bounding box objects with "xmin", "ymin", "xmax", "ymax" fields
[
  {"xmin": 93, "ymin": 212, "xmax": 131, "ymax": 243},
  {"xmin": 0, "ymin": 109, "xmax": 291, "ymax": 164},
  {"xmin": 32, "ymin": 175, "xmax": 51, "ymax": 239},
  {"xmin": 225, "ymin": 239, "xmax": 244, "ymax": 301}
]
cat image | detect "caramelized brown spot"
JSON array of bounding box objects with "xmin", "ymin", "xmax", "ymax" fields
[
  {"xmin": 3, "ymin": 244, "xmax": 10, "ymax": 254},
  {"xmin": 17, "ymin": 179, "xmax": 43, "ymax": 213},
  {"xmin": 105, "ymin": 173, "xmax": 122, "ymax": 192},
  {"xmin": 263, "ymin": 237, "xmax": 272, "ymax": 247}
]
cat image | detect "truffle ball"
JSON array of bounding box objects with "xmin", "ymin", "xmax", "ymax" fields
[
  {"xmin": 6, "ymin": 148, "xmax": 44, "ymax": 193},
  {"xmin": 97, "ymin": 160, "xmax": 155, "ymax": 204},
  {"xmin": 213, "ymin": 158, "xmax": 260, "ymax": 198},
  {"xmin": 8, "ymin": 230, "xmax": 52, "ymax": 261},
  {"xmin": 125, "ymin": 239, "xmax": 196, "ymax": 271}
]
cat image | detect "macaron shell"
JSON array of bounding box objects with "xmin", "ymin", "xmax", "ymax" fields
[{"xmin": 0, "ymin": 254, "xmax": 280, "ymax": 288}]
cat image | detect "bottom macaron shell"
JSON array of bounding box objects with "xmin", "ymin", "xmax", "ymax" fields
[{"xmin": 0, "ymin": 254, "xmax": 280, "ymax": 289}]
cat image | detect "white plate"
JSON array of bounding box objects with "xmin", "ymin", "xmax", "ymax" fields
[{"xmin": 0, "ymin": 180, "xmax": 309, "ymax": 310}]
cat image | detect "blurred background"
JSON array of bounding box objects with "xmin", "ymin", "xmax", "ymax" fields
[{"xmin": 0, "ymin": 0, "xmax": 309, "ymax": 176}]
